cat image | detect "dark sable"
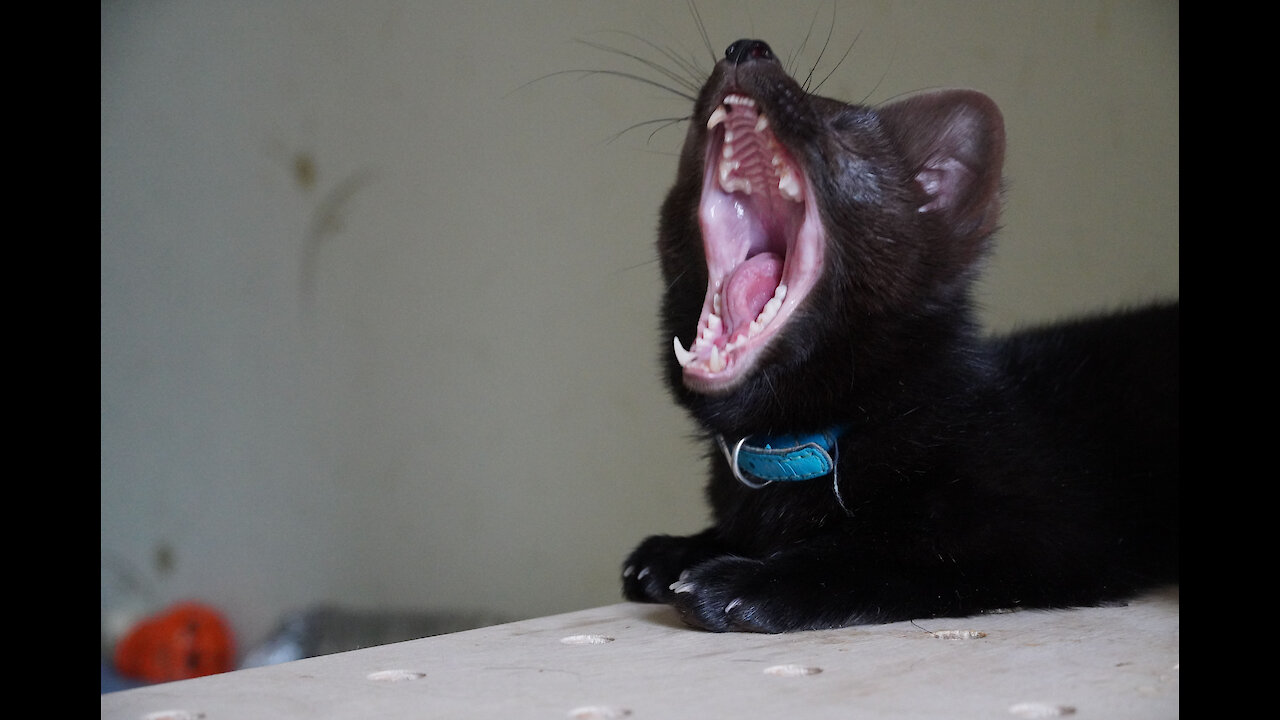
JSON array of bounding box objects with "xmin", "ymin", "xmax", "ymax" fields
[{"xmin": 621, "ymin": 39, "xmax": 1178, "ymax": 632}]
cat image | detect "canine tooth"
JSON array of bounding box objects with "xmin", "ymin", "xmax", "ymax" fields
[
  {"xmin": 707, "ymin": 105, "xmax": 728, "ymax": 129},
  {"xmin": 755, "ymin": 115, "xmax": 769, "ymax": 132},
  {"xmin": 713, "ymin": 292, "xmax": 723, "ymax": 314},
  {"xmin": 674, "ymin": 337, "xmax": 698, "ymax": 367}
]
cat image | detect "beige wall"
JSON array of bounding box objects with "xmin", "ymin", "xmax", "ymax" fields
[{"xmin": 101, "ymin": 0, "xmax": 1178, "ymax": 653}]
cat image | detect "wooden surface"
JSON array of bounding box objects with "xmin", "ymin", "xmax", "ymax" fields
[{"xmin": 102, "ymin": 587, "xmax": 1178, "ymax": 719}]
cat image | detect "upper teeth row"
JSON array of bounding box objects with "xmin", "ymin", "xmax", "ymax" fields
[
  {"xmin": 707, "ymin": 95, "xmax": 801, "ymax": 202},
  {"xmin": 674, "ymin": 283, "xmax": 788, "ymax": 372}
]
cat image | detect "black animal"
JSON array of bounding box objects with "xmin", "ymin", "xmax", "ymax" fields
[{"xmin": 621, "ymin": 39, "xmax": 1178, "ymax": 633}]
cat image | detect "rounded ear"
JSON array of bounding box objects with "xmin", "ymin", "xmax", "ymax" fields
[{"xmin": 877, "ymin": 89, "xmax": 1005, "ymax": 247}]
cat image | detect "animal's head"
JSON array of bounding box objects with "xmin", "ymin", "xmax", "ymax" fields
[{"xmin": 657, "ymin": 39, "xmax": 1004, "ymax": 433}]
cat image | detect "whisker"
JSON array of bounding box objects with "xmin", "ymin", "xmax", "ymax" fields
[
  {"xmin": 516, "ymin": 67, "xmax": 696, "ymax": 103},
  {"xmin": 614, "ymin": 257, "xmax": 661, "ymax": 275},
  {"xmin": 603, "ymin": 115, "xmax": 693, "ymax": 146},
  {"xmin": 687, "ymin": 0, "xmax": 717, "ymax": 67},
  {"xmin": 591, "ymin": 30, "xmax": 708, "ymax": 92},
  {"xmin": 576, "ymin": 37, "xmax": 703, "ymax": 97},
  {"xmin": 666, "ymin": 268, "xmax": 690, "ymax": 293},
  {"xmin": 809, "ymin": 30, "xmax": 858, "ymax": 96},
  {"xmin": 792, "ymin": 3, "xmax": 827, "ymax": 85}
]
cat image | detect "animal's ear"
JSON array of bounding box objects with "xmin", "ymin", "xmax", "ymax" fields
[{"xmin": 877, "ymin": 90, "xmax": 1005, "ymax": 246}]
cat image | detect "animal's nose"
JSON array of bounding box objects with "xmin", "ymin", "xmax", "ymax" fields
[{"xmin": 725, "ymin": 39, "xmax": 775, "ymax": 65}]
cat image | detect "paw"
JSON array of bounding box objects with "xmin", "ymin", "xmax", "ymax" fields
[
  {"xmin": 621, "ymin": 533, "xmax": 720, "ymax": 604},
  {"xmin": 668, "ymin": 556, "xmax": 788, "ymax": 632}
]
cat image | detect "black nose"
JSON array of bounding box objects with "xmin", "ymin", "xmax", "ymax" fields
[{"xmin": 725, "ymin": 39, "xmax": 774, "ymax": 65}]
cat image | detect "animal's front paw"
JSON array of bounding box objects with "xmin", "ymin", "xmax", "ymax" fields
[
  {"xmin": 666, "ymin": 555, "xmax": 780, "ymax": 632},
  {"xmin": 621, "ymin": 532, "xmax": 721, "ymax": 604},
  {"xmin": 668, "ymin": 555, "xmax": 836, "ymax": 633}
]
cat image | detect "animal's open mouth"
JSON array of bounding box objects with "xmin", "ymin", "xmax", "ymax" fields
[{"xmin": 675, "ymin": 93, "xmax": 825, "ymax": 393}]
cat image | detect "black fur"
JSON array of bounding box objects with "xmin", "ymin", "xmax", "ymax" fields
[{"xmin": 621, "ymin": 39, "xmax": 1178, "ymax": 632}]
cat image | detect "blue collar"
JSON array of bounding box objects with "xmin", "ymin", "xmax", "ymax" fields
[{"xmin": 716, "ymin": 426, "xmax": 847, "ymax": 489}]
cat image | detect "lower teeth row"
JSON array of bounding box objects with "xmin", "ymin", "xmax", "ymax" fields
[{"xmin": 674, "ymin": 284, "xmax": 788, "ymax": 371}]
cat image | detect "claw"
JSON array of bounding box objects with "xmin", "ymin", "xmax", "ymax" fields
[{"xmin": 670, "ymin": 579, "xmax": 697, "ymax": 594}]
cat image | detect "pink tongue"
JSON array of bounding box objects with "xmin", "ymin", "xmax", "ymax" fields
[{"xmin": 723, "ymin": 253, "xmax": 783, "ymax": 329}]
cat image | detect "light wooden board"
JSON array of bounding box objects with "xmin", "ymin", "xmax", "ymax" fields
[{"xmin": 102, "ymin": 588, "xmax": 1178, "ymax": 719}]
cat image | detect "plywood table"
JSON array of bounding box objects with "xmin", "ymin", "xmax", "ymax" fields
[{"xmin": 102, "ymin": 587, "xmax": 1178, "ymax": 719}]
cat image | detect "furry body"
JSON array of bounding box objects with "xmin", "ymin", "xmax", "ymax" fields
[{"xmin": 621, "ymin": 40, "xmax": 1178, "ymax": 633}]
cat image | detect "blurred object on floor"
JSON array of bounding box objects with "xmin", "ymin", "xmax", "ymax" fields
[
  {"xmin": 240, "ymin": 604, "xmax": 508, "ymax": 668},
  {"xmin": 114, "ymin": 601, "xmax": 236, "ymax": 683}
]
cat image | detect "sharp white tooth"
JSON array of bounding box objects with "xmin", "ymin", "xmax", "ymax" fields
[
  {"xmin": 755, "ymin": 115, "xmax": 769, "ymax": 132},
  {"xmin": 722, "ymin": 171, "xmax": 751, "ymax": 195},
  {"xmin": 712, "ymin": 292, "xmax": 723, "ymax": 315},
  {"xmin": 709, "ymin": 345, "xmax": 726, "ymax": 373},
  {"xmin": 722, "ymin": 142, "xmax": 734, "ymax": 159},
  {"xmin": 696, "ymin": 312, "xmax": 721, "ymax": 346},
  {"xmin": 674, "ymin": 337, "xmax": 698, "ymax": 367},
  {"xmin": 748, "ymin": 285, "xmax": 789, "ymax": 336},
  {"xmin": 759, "ymin": 300, "xmax": 780, "ymax": 325},
  {"xmin": 707, "ymin": 105, "xmax": 728, "ymax": 129},
  {"xmin": 778, "ymin": 168, "xmax": 801, "ymax": 201}
]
